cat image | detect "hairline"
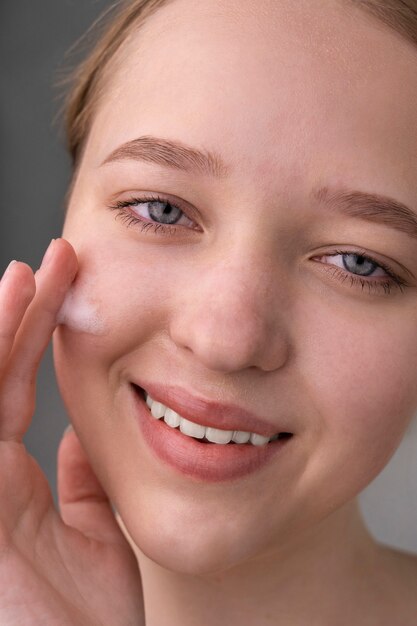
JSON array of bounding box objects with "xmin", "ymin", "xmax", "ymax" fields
[{"xmin": 65, "ymin": 0, "xmax": 417, "ymax": 209}]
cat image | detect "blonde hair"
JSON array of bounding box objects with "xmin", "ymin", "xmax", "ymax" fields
[
  {"xmin": 65, "ymin": 0, "xmax": 171, "ymax": 167},
  {"xmin": 64, "ymin": 0, "xmax": 417, "ymax": 168}
]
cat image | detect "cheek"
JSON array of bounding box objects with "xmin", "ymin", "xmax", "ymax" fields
[
  {"xmin": 57, "ymin": 282, "xmax": 107, "ymax": 335},
  {"xmin": 298, "ymin": 299, "xmax": 417, "ymax": 490},
  {"xmin": 53, "ymin": 244, "xmax": 181, "ymax": 377}
]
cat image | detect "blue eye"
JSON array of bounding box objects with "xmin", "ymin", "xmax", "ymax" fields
[
  {"xmin": 107, "ymin": 196, "xmax": 409, "ymax": 297},
  {"xmin": 341, "ymin": 253, "xmax": 378, "ymax": 276},
  {"xmin": 315, "ymin": 250, "xmax": 407, "ymax": 296},
  {"xmin": 108, "ymin": 194, "xmax": 197, "ymax": 235}
]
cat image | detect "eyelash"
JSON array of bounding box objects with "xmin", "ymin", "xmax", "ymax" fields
[
  {"xmin": 316, "ymin": 250, "xmax": 406, "ymax": 296},
  {"xmin": 108, "ymin": 193, "xmax": 198, "ymax": 237},
  {"xmin": 107, "ymin": 194, "xmax": 408, "ymax": 296}
]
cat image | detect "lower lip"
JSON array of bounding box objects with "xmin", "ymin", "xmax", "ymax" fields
[{"xmin": 132, "ymin": 385, "xmax": 293, "ymax": 482}]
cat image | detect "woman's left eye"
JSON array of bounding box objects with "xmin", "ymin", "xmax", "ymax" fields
[
  {"xmin": 314, "ymin": 250, "xmax": 407, "ymax": 296},
  {"xmin": 107, "ymin": 194, "xmax": 198, "ymax": 235}
]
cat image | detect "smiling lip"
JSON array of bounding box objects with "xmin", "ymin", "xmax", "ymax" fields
[
  {"xmin": 131, "ymin": 381, "xmax": 293, "ymax": 438},
  {"xmin": 131, "ymin": 384, "xmax": 293, "ymax": 482}
]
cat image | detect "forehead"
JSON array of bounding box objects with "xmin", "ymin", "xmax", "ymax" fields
[{"xmin": 87, "ymin": 0, "xmax": 417, "ymax": 195}]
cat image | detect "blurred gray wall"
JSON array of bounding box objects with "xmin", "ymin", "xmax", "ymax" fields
[
  {"xmin": 1, "ymin": 0, "xmax": 416, "ymax": 554},
  {"xmin": 0, "ymin": 0, "xmax": 114, "ymax": 498}
]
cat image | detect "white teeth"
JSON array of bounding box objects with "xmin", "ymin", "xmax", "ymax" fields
[
  {"xmin": 205, "ymin": 427, "xmax": 233, "ymax": 444},
  {"xmin": 164, "ymin": 407, "xmax": 181, "ymax": 428},
  {"xmin": 179, "ymin": 417, "xmax": 206, "ymax": 439},
  {"xmin": 232, "ymin": 430, "xmax": 251, "ymax": 444},
  {"xmin": 150, "ymin": 401, "xmax": 166, "ymax": 419},
  {"xmin": 144, "ymin": 392, "xmax": 278, "ymax": 446},
  {"xmin": 249, "ymin": 433, "xmax": 270, "ymax": 446}
]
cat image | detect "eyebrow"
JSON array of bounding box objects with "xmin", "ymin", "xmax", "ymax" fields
[
  {"xmin": 312, "ymin": 186, "xmax": 417, "ymax": 241},
  {"xmin": 102, "ymin": 135, "xmax": 417, "ymax": 242},
  {"xmin": 101, "ymin": 135, "xmax": 231, "ymax": 178}
]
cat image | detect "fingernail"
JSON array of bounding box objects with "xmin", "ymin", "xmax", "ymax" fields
[
  {"xmin": 1, "ymin": 260, "xmax": 17, "ymax": 283},
  {"xmin": 5, "ymin": 259, "xmax": 17, "ymax": 274},
  {"xmin": 40, "ymin": 239, "xmax": 56, "ymax": 269},
  {"xmin": 63, "ymin": 424, "xmax": 73, "ymax": 436}
]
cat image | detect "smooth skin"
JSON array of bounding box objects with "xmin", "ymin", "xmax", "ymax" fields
[
  {"xmin": 0, "ymin": 240, "xmax": 144, "ymax": 625},
  {"xmin": 2, "ymin": 0, "xmax": 417, "ymax": 625},
  {"xmin": 53, "ymin": 0, "xmax": 417, "ymax": 624}
]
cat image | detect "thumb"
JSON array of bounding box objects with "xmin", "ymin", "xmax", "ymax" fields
[{"xmin": 57, "ymin": 425, "xmax": 125, "ymax": 545}]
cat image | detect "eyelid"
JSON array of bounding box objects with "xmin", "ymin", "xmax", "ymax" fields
[
  {"xmin": 110, "ymin": 190, "xmax": 203, "ymax": 226},
  {"xmin": 312, "ymin": 248, "xmax": 409, "ymax": 293},
  {"xmin": 329, "ymin": 248, "xmax": 394, "ymax": 277},
  {"xmin": 107, "ymin": 193, "xmax": 414, "ymax": 287},
  {"xmin": 313, "ymin": 245, "xmax": 410, "ymax": 282}
]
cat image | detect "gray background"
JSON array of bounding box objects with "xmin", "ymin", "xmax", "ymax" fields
[
  {"xmin": 1, "ymin": 1, "xmax": 417, "ymax": 554},
  {"xmin": 0, "ymin": 0, "xmax": 114, "ymax": 494}
]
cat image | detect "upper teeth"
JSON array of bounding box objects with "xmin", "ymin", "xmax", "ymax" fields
[{"xmin": 144, "ymin": 392, "xmax": 279, "ymax": 446}]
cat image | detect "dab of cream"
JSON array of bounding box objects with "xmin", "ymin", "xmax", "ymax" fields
[{"xmin": 56, "ymin": 286, "xmax": 107, "ymax": 335}]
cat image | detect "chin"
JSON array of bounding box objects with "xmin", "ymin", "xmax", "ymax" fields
[
  {"xmin": 118, "ymin": 501, "xmax": 267, "ymax": 576},
  {"xmin": 135, "ymin": 530, "xmax": 253, "ymax": 576}
]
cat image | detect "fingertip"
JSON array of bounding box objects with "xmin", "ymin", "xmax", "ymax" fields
[
  {"xmin": 57, "ymin": 422, "xmax": 81, "ymax": 465},
  {"xmin": 22, "ymin": 265, "xmax": 37, "ymax": 299},
  {"xmin": 9, "ymin": 260, "xmax": 35, "ymax": 275},
  {"xmin": 63, "ymin": 423, "xmax": 74, "ymax": 437},
  {"xmin": 55, "ymin": 237, "xmax": 75, "ymax": 254},
  {"xmin": 3, "ymin": 261, "xmax": 37, "ymax": 299},
  {"xmin": 34, "ymin": 238, "xmax": 78, "ymax": 284},
  {"xmin": 54, "ymin": 238, "xmax": 79, "ymax": 275}
]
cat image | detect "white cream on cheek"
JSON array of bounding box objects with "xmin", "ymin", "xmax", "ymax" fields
[{"xmin": 56, "ymin": 285, "xmax": 108, "ymax": 335}]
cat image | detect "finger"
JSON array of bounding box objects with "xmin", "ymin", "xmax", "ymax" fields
[
  {"xmin": 57, "ymin": 426, "xmax": 127, "ymax": 546},
  {"xmin": 0, "ymin": 238, "xmax": 78, "ymax": 441},
  {"xmin": 0, "ymin": 261, "xmax": 36, "ymax": 377}
]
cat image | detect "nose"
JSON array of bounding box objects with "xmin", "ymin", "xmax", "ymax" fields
[{"xmin": 168, "ymin": 252, "xmax": 290, "ymax": 373}]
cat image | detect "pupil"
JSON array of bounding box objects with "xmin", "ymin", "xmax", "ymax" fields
[
  {"xmin": 344, "ymin": 254, "xmax": 374, "ymax": 276},
  {"xmin": 150, "ymin": 201, "xmax": 181, "ymax": 224}
]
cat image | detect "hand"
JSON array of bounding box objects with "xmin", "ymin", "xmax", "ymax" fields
[{"xmin": 0, "ymin": 239, "xmax": 145, "ymax": 625}]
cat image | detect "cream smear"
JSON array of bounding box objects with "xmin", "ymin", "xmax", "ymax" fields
[{"xmin": 56, "ymin": 286, "xmax": 107, "ymax": 335}]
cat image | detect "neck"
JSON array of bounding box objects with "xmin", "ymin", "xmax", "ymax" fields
[{"xmin": 119, "ymin": 499, "xmax": 383, "ymax": 626}]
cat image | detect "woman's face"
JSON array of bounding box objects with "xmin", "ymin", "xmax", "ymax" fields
[{"xmin": 54, "ymin": 0, "xmax": 417, "ymax": 573}]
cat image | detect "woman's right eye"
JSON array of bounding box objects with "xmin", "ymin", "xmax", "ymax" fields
[{"xmin": 107, "ymin": 193, "xmax": 199, "ymax": 235}]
